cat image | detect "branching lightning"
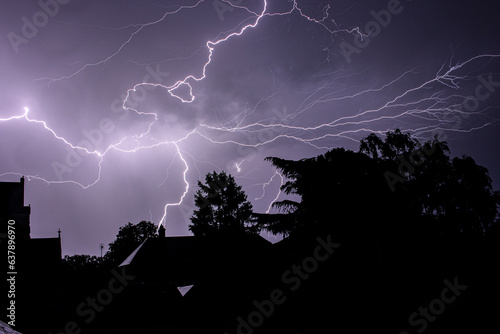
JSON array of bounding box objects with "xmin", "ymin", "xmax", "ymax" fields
[
  {"xmin": 157, "ymin": 143, "xmax": 190, "ymax": 229},
  {"xmin": 2, "ymin": 0, "xmax": 499, "ymax": 234},
  {"xmin": 254, "ymin": 170, "xmax": 284, "ymax": 213}
]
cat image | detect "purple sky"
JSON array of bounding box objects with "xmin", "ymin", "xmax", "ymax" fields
[{"xmin": 1, "ymin": 0, "xmax": 499, "ymax": 256}]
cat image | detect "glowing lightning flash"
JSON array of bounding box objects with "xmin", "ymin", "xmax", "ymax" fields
[
  {"xmin": 20, "ymin": 0, "xmax": 374, "ymax": 229},
  {"xmin": 157, "ymin": 143, "xmax": 190, "ymax": 232},
  {"xmin": 2, "ymin": 0, "xmax": 499, "ymax": 234},
  {"xmin": 254, "ymin": 171, "xmax": 284, "ymax": 213}
]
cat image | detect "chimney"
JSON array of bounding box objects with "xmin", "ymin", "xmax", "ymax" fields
[{"xmin": 158, "ymin": 225, "xmax": 166, "ymax": 239}]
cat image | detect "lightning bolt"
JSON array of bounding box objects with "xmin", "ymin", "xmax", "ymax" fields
[
  {"xmin": 235, "ymin": 160, "xmax": 244, "ymax": 173},
  {"xmin": 2, "ymin": 0, "xmax": 499, "ymax": 235},
  {"xmin": 157, "ymin": 143, "xmax": 190, "ymax": 232},
  {"xmin": 254, "ymin": 170, "xmax": 284, "ymax": 213},
  {"xmin": 198, "ymin": 53, "xmax": 500, "ymax": 146}
]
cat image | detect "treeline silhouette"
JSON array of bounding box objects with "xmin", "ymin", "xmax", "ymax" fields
[{"xmin": 253, "ymin": 129, "xmax": 499, "ymax": 241}]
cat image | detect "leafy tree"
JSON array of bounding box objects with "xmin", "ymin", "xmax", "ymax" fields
[
  {"xmin": 359, "ymin": 129, "xmax": 500, "ymax": 237},
  {"xmin": 359, "ymin": 129, "xmax": 420, "ymax": 161},
  {"xmin": 259, "ymin": 129, "xmax": 499, "ymax": 240},
  {"xmin": 189, "ymin": 171, "xmax": 258, "ymax": 237},
  {"xmin": 63, "ymin": 254, "xmax": 103, "ymax": 271},
  {"xmin": 104, "ymin": 220, "xmax": 157, "ymax": 266},
  {"xmin": 260, "ymin": 148, "xmax": 385, "ymax": 238}
]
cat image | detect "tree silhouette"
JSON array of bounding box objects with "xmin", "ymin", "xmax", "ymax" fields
[
  {"xmin": 260, "ymin": 148, "xmax": 385, "ymax": 238},
  {"xmin": 359, "ymin": 128, "xmax": 420, "ymax": 161},
  {"xmin": 259, "ymin": 129, "xmax": 499, "ymax": 240},
  {"xmin": 189, "ymin": 171, "xmax": 258, "ymax": 237},
  {"xmin": 360, "ymin": 129, "xmax": 500, "ymax": 237},
  {"xmin": 63, "ymin": 254, "xmax": 102, "ymax": 271},
  {"xmin": 104, "ymin": 220, "xmax": 157, "ymax": 266}
]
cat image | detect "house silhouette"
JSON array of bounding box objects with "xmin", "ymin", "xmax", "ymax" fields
[{"xmin": 84, "ymin": 228, "xmax": 277, "ymax": 333}]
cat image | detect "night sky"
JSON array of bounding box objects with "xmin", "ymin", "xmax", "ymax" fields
[{"xmin": 1, "ymin": 0, "xmax": 499, "ymax": 256}]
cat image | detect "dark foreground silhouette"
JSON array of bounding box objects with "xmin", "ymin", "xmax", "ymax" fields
[{"xmin": 4, "ymin": 130, "xmax": 499, "ymax": 334}]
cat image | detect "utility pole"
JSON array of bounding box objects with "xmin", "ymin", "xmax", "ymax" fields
[{"xmin": 100, "ymin": 243, "xmax": 103, "ymax": 259}]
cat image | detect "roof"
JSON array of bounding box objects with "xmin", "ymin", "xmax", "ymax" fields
[
  {"xmin": 119, "ymin": 234, "xmax": 273, "ymax": 286},
  {"xmin": 122, "ymin": 236, "xmax": 200, "ymax": 266},
  {"xmin": 29, "ymin": 237, "xmax": 62, "ymax": 263}
]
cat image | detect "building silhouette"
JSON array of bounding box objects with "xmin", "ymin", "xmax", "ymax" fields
[
  {"xmin": 0, "ymin": 176, "xmax": 31, "ymax": 242},
  {"xmin": 1, "ymin": 176, "xmax": 63, "ymax": 333},
  {"xmin": 0, "ymin": 176, "xmax": 62, "ymax": 264}
]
